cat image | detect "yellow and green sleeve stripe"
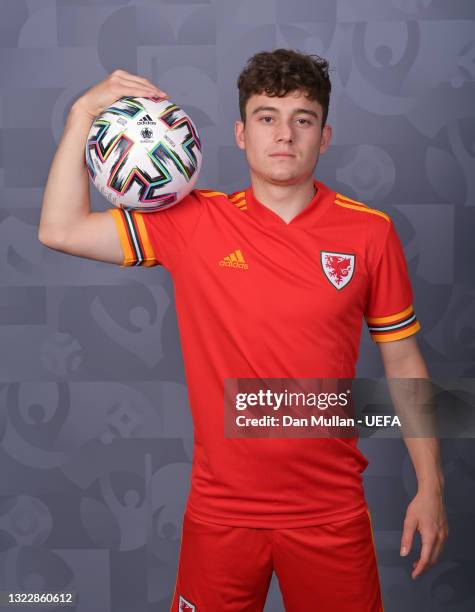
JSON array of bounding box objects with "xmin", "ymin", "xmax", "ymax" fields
[
  {"xmin": 366, "ymin": 305, "xmax": 421, "ymax": 342},
  {"xmin": 108, "ymin": 208, "xmax": 160, "ymax": 267}
]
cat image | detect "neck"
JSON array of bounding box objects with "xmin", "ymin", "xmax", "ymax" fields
[{"xmin": 250, "ymin": 175, "xmax": 317, "ymax": 224}]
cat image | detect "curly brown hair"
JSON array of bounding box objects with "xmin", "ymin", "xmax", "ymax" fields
[{"xmin": 237, "ymin": 48, "xmax": 331, "ymax": 127}]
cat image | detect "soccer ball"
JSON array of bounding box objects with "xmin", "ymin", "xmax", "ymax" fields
[{"xmin": 85, "ymin": 96, "xmax": 202, "ymax": 212}]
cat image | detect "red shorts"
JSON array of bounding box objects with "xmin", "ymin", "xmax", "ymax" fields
[{"xmin": 171, "ymin": 509, "xmax": 384, "ymax": 611}]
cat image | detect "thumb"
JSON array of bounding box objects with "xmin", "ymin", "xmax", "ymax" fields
[{"xmin": 400, "ymin": 518, "xmax": 417, "ymax": 556}]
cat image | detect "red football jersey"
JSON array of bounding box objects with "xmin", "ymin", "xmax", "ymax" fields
[{"xmin": 109, "ymin": 179, "xmax": 421, "ymax": 528}]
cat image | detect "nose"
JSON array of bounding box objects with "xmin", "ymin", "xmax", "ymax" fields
[{"xmin": 275, "ymin": 120, "xmax": 294, "ymax": 143}]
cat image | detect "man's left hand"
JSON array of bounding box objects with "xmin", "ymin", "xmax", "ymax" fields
[{"xmin": 400, "ymin": 487, "xmax": 449, "ymax": 579}]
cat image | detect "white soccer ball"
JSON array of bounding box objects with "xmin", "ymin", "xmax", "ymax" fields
[{"xmin": 85, "ymin": 96, "xmax": 202, "ymax": 212}]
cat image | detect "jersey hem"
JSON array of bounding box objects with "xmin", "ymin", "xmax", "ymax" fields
[{"xmin": 184, "ymin": 501, "xmax": 369, "ymax": 530}]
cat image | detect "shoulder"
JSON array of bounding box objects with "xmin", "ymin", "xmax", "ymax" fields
[
  {"xmin": 194, "ymin": 187, "xmax": 248, "ymax": 211},
  {"xmin": 331, "ymin": 191, "xmax": 394, "ymax": 249},
  {"xmin": 333, "ymin": 192, "xmax": 391, "ymax": 225}
]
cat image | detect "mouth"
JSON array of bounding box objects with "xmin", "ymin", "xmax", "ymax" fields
[{"xmin": 269, "ymin": 153, "xmax": 295, "ymax": 158}]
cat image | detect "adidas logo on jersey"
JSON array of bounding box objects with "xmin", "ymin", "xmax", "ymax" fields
[
  {"xmin": 137, "ymin": 113, "xmax": 156, "ymax": 125},
  {"xmin": 219, "ymin": 249, "xmax": 248, "ymax": 269}
]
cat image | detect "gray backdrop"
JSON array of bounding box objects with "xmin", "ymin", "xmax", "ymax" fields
[{"xmin": 1, "ymin": 0, "xmax": 474, "ymax": 610}]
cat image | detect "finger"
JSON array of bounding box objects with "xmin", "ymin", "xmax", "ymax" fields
[
  {"xmin": 428, "ymin": 532, "xmax": 446, "ymax": 567},
  {"xmin": 118, "ymin": 82, "xmax": 169, "ymax": 100},
  {"xmin": 119, "ymin": 77, "xmax": 167, "ymax": 94},
  {"xmin": 400, "ymin": 520, "xmax": 417, "ymax": 556},
  {"xmin": 122, "ymin": 89, "xmax": 169, "ymax": 102},
  {"xmin": 116, "ymin": 70, "xmax": 155, "ymax": 86},
  {"xmin": 113, "ymin": 69, "xmax": 156, "ymax": 87},
  {"xmin": 137, "ymin": 75, "xmax": 165, "ymax": 93},
  {"xmin": 411, "ymin": 533, "xmax": 436, "ymax": 579},
  {"xmin": 117, "ymin": 74, "xmax": 168, "ymax": 97},
  {"xmin": 125, "ymin": 85, "xmax": 169, "ymax": 100}
]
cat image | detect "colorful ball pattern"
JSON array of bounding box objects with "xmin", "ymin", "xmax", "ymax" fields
[{"xmin": 85, "ymin": 96, "xmax": 202, "ymax": 212}]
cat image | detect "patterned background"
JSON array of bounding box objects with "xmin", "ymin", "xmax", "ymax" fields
[{"xmin": 1, "ymin": 0, "xmax": 474, "ymax": 610}]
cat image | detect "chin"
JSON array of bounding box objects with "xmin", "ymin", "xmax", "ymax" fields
[{"xmin": 267, "ymin": 171, "xmax": 301, "ymax": 183}]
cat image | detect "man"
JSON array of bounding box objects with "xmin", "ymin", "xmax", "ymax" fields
[{"xmin": 39, "ymin": 49, "xmax": 448, "ymax": 611}]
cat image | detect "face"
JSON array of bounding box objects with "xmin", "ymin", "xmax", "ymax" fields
[{"xmin": 235, "ymin": 89, "xmax": 332, "ymax": 186}]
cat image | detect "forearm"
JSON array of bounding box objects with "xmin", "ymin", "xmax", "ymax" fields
[
  {"xmin": 383, "ymin": 347, "xmax": 444, "ymax": 493},
  {"xmin": 38, "ymin": 102, "xmax": 94, "ymax": 243},
  {"xmin": 403, "ymin": 436, "xmax": 445, "ymax": 492}
]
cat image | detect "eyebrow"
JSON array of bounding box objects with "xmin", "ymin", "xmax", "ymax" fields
[{"xmin": 251, "ymin": 105, "xmax": 319, "ymax": 120}]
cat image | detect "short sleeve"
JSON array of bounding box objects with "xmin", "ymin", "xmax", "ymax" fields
[
  {"xmin": 108, "ymin": 189, "xmax": 204, "ymax": 270},
  {"xmin": 365, "ymin": 219, "xmax": 421, "ymax": 343}
]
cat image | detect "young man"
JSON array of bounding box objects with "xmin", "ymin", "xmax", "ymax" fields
[{"xmin": 39, "ymin": 49, "xmax": 448, "ymax": 611}]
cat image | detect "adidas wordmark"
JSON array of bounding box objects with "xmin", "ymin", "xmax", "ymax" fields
[{"xmin": 219, "ymin": 249, "xmax": 248, "ymax": 270}]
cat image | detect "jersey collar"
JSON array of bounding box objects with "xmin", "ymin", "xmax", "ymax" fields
[{"xmin": 244, "ymin": 178, "xmax": 334, "ymax": 228}]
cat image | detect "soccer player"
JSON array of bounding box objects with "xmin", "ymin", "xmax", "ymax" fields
[{"xmin": 39, "ymin": 49, "xmax": 448, "ymax": 611}]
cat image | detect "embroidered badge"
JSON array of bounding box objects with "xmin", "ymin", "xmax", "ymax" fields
[
  {"xmin": 179, "ymin": 595, "xmax": 196, "ymax": 611},
  {"xmin": 320, "ymin": 251, "xmax": 356, "ymax": 290}
]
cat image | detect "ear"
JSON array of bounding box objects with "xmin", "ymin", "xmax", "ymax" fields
[
  {"xmin": 235, "ymin": 120, "xmax": 245, "ymax": 151},
  {"xmin": 319, "ymin": 124, "xmax": 332, "ymax": 154}
]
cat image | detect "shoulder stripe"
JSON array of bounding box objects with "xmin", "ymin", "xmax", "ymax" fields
[
  {"xmin": 229, "ymin": 192, "xmax": 245, "ymax": 202},
  {"xmin": 198, "ymin": 189, "xmax": 227, "ymax": 198},
  {"xmin": 230, "ymin": 193, "xmax": 247, "ymax": 210},
  {"xmin": 232, "ymin": 197, "xmax": 248, "ymax": 211},
  {"xmin": 335, "ymin": 193, "xmax": 369, "ymax": 207},
  {"xmin": 335, "ymin": 199, "xmax": 390, "ymax": 222},
  {"xmin": 197, "ymin": 188, "xmax": 248, "ymax": 210}
]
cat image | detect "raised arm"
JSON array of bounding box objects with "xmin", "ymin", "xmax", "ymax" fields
[{"xmin": 38, "ymin": 70, "xmax": 168, "ymax": 264}]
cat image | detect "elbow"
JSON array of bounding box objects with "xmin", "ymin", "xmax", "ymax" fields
[
  {"xmin": 38, "ymin": 227, "xmax": 49, "ymax": 246},
  {"xmin": 38, "ymin": 226, "xmax": 64, "ymax": 250}
]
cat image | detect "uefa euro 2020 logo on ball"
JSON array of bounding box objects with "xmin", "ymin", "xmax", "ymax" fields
[{"xmin": 85, "ymin": 96, "xmax": 202, "ymax": 212}]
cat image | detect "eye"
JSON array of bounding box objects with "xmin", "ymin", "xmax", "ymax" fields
[
  {"xmin": 260, "ymin": 116, "xmax": 273, "ymax": 123},
  {"xmin": 296, "ymin": 118, "xmax": 311, "ymax": 125}
]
